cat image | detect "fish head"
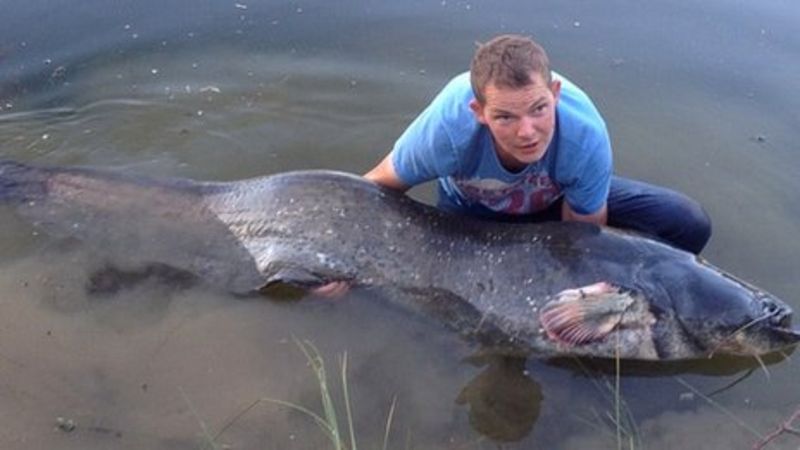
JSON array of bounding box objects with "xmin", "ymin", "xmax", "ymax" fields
[{"xmin": 650, "ymin": 256, "xmax": 800, "ymax": 359}]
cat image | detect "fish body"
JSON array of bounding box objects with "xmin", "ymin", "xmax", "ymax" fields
[{"xmin": 1, "ymin": 160, "xmax": 798, "ymax": 360}]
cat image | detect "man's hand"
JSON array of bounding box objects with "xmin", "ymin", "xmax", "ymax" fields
[
  {"xmin": 312, "ymin": 281, "xmax": 350, "ymax": 298},
  {"xmin": 561, "ymin": 202, "xmax": 608, "ymax": 226}
]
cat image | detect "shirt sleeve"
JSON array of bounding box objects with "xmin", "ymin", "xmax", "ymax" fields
[
  {"xmin": 391, "ymin": 107, "xmax": 458, "ymax": 186},
  {"xmin": 561, "ymin": 128, "xmax": 613, "ymax": 215},
  {"xmin": 390, "ymin": 76, "xmax": 471, "ymax": 186}
]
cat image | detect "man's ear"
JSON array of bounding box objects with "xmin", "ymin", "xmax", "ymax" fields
[
  {"xmin": 550, "ymin": 79, "xmax": 562, "ymax": 103},
  {"xmin": 469, "ymin": 98, "xmax": 488, "ymax": 125}
]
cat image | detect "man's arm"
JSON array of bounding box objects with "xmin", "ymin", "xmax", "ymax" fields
[
  {"xmin": 314, "ymin": 153, "xmax": 408, "ymax": 298},
  {"xmin": 363, "ymin": 153, "xmax": 411, "ymax": 192},
  {"xmin": 562, "ymin": 201, "xmax": 608, "ymax": 225}
]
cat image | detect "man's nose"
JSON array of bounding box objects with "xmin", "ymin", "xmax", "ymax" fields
[{"xmin": 517, "ymin": 116, "xmax": 537, "ymax": 138}]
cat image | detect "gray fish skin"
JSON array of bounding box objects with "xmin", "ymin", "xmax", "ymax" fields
[{"xmin": 1, "ymin": 160, "xmax": 798, "ymax": 361}]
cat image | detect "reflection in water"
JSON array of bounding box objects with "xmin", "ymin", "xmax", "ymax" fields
[
  {"xmin": 452, "ymin": 350, "xmax": 794, "ymax": 444},
  {"xmin": 547, "ymin": 351, "xmax": 794, "ymax": 380},
  {"xmin": 456, "ymin": 356, "xmax": 541, "ymax": 442}
]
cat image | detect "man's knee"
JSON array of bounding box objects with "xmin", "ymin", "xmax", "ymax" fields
[
  {"xmin": 607, "ymin": 177, "xmax": 712, "ymax": 254},
  {"xmin": 671, "ymin": 200, "xmax": 712, "ymax": 254}
]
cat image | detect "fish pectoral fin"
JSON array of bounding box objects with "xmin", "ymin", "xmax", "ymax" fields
[{"xmin": 539, "ymin": 282, "xmax": 635, "ymax": 346}]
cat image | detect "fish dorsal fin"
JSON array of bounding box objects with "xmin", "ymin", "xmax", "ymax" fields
[{"xmin": 538, "ymin": 282, "xmax": 635, "ymax": 346}]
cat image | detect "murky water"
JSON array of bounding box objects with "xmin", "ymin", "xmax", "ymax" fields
[{"xmin": 1, "ymin": 1, "xmax": 799, "ymax": 448}]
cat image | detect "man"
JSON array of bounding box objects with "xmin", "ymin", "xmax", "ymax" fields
[
  {"xmin": 317, "ymin": 35, "xmax": 710, "ymax": 296},
  {"xmin": 365, "ymin": 34, "xmax": 710, "ymax": 252}
]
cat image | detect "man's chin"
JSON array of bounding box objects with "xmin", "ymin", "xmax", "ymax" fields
[
  {"xmin": 498, "ymin": 146, "xmax": 546, "ymax": 170},
  {"xmin": 516, "ymin": 150, "xmax": 545, "ymax": 164}
]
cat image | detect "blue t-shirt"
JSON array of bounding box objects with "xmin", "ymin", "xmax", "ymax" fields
[{"xmin": 391, "ymin": 72, "xmax": 612, "ymax": 216}]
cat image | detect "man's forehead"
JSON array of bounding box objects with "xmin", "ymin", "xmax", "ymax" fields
[{"xmin": 483, "ymin": 83, "xmax": 551, "ymax": 108}]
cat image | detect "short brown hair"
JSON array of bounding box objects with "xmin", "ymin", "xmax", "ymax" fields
[{"xmin": 470, "ymin": 35, "xmax": 551, "ymax": 104}]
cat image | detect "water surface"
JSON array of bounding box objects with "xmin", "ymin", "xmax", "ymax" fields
[{"xmin": 1, "ymin": 1, "xmax": 799, "ymax": 448}]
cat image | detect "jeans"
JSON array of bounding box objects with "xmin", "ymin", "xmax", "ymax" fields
[
  {"xmin": 606, "ymin": 176, "xmax": 711, "ymax": 254},
  {"xmin": 437, "ymin": 176, "xmax": 712, "ymax": 254}
]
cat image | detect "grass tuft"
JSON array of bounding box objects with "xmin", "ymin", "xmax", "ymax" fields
[
  {"xmin": 571, "ymin": 349, "xmax": 641, "ymax": 449},
  {"xmin": 193, "ymin": 337, "xmax": 398, "ymax": 449}
]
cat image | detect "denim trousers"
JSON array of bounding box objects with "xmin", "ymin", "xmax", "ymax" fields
[
  {"xmin": 605, "ymin": 176, "xmax": 711, "ymax": 254},
  {"xmin": 438, "ymin": 176, "xmax": 712, "ymax": 254}
]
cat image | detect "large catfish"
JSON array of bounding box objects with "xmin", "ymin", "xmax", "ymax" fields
[{"xmin": 1, "ymin": 160, "xmax": 797, "ymax": 360}]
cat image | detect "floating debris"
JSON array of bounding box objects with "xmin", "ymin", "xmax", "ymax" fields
[
  {"xmin": 234, "ymin": 2, "xmax": 248, "ymax": 9},
  {"xmin": 56, "ymin": 417, "xmax": 76, "ymax": 433},
  {"xmin": 51, "ymin": 66, "xmax": 67, "ymax": 79}
]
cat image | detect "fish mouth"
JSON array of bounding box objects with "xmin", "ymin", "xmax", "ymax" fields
[
  {"xmin": 758, "ymin": 294, "xmax": 792, "ymax": 327},
  {"xmin": 711, "ymin": 324, "xmax": 800, "ymax": 358},
  {"xmin": 711, "ymin": 295, "xmax": 800, "ymax": 357},
  {"xmin": 768, "ymin": 326, "xmax": 800, "ymax": 347},
  {"xmin": 755, "ymin": 294, "xmax": 800, "ymax": 347}
]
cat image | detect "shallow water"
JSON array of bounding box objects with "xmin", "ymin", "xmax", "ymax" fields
[{"xmin": 1, "ymin": 1, "xmax": 800, "ymax": 448}]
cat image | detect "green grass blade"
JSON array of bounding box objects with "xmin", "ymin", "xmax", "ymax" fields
[
  {"xmin": 341, "ymin": 352, "xmax": 357, "ymax": 450},
  {"xmin": 178, "ymin": 386, "xmax": 221, "ymax": 450},
  {"xmin": 674, "ymin": 376, "xmax": 764, "ymax": 440},
  {"xmin": 294, "ymin": 337, "xmax": 345, "ymax": 449},
  {"xmin": 382, "ymin": 395, "xmax": 398, "ymax": 450},
  {"xmin": 216, "ymin": 337, "xmax": 399, "ymax": 450},
  {"xmin": 615, "ymin": 341, "xmax": 622, "ymax": 450},
  {"xmin": 263, "ymin": 397, "xmax": 340, "ymax": 444}
]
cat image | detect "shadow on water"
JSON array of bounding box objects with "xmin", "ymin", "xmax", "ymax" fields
[
  {"xmin": 547, "ymin": 351, "xmax": 793, "ymax": 380},
  {"xmin": 445, "ymin": 350, "xmax": 794, "ymax": 444}
]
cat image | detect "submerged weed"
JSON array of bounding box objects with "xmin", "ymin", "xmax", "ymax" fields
[
  {"xmin": 189, "ymin": 337, "xmax": 397, "ymax": 450},
  {"xmin": 571, "ymin": 353, "xmax": 642, "ymax": 450}
]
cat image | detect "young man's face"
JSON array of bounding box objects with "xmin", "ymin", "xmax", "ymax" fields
[{"xmin": 470, "ymin": 73, "xmax": 561, "ymax": 171}]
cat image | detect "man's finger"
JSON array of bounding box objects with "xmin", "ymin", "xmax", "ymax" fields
[{"xmin": 312, "ymin": 281, "xmax": 350, "ymax": 298}]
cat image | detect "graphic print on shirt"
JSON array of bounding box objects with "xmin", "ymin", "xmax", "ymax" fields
[{"xmin": 454, "ymin": 172, "xmax": 561, "ymax": 215}]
